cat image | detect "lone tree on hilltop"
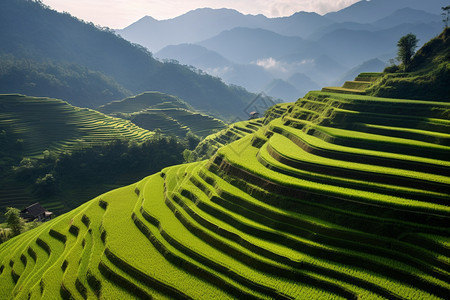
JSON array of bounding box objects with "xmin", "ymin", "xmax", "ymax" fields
[
  {"xmin": 442, "ymin": 6, "xmax": 450, "ymax": 29},
  {"xmin": 397, "ymin": 33, "xmax": 418, "ymax": 71}
]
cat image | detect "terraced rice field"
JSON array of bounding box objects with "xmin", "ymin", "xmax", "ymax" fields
[
  {"xmin": 321, "ymin": 72, "xmax": 382, "ymax": 95},
  {"xmin": 0, "ymin": 94, "xmax": 154, "ymax": 157},
  {"xmin": 192, "ymin": 102, "xmax": 293, "ymax": 161},
  {"xmin": 1, "ymin": 87, "xmax": 449, "ymax": 299},
  {"xmin": 98, "ymin": 92, "xmax": 226, "ymax": 138},
  {"xmin": 130, "ymin": 108, "xmax": 226, "ymax": 138}
]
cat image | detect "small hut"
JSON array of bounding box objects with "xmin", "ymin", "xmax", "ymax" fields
[
  {"xmin": 249, "ymin": 111, "xmax": 260, "ymax": 119},
  {"xmin": 20, "ymin": 203, "xmax": 53, "ymax": 222}
]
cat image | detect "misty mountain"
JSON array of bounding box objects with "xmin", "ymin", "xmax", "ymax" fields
[
  {"xmin": 156, "ymin": 44, "xmax": 231, "ymax": 69},
  {"xmin": 0, "ymin": 0, "xmax": 257, "ymax": 120},
  {"xmin": 371, "ymin": 8, "xmax": 440, "ymax": 29},
  {"xmin": 155, "ymin": 44, "xmax": 275, "ymax": 92},
  {"xmin": 287, "ymin": 73, "xmax": 321, "ymax": 93},
  {"xmin": 317, "ymin": 29, "xmax": 389, "ymax": 67},
  {"xmin": 309, "ymin": 22, "xmax": 376, "ymax": 40},
  {"xmin": 197, "ymin": 27, "xmax": 310, "ymax": 64},
  {"xmin": 264, "ymin": 72, "xmax": 321, "ymax": 102},
  {"xmin": 324, "ymin": 0, "xmax": 446, "ymax": 23},
  {"xmin": 316, "ymin": 22, "xmax": 442, "ymax": 67},
  {"xmin": 117, "ymin": 8, "xmax": 333, "ymax": 52},
  {"xmin": 263, "ymin": 79, "xmax": 302, "ymax": 102},
  {"xmin": 275, "ymin": 54, "xmax": 348, "ymax": 85},
  {"xmin": 117, "ymin": 8, "xmax": 265, "ymax": 52},
  {"xmin": 258, "ymin": 11, "xmax": 334, "ymax": 38},
  {"xmin": 116, "ymin": 1, "xmax": 445, "ymax": 101},
  {"xmin": 217, "ymin": 64, "xmax": 275, "ymax": 93}
]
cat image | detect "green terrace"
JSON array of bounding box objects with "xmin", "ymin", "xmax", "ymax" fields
[
  {"xmin": 129, "ymin": 108, "xmax": 226, "ymax": 138},
  {"xmin": 98, "ymin": 92, "xmax": 227, "ymax": 139},
  {"xmin": 0, "ymin": 94, "xmax": 154, "ymax": 158},
  {"xmin": 0, "ymin": 81, "xmax": 449, "ymax": 299},
  {"xmin": 321, "ymin": 73, "xmax": 383, "ymax": 95},
  {"xmin": 97, "ymin": 92, "xmax": 193, "ymax": 114}
]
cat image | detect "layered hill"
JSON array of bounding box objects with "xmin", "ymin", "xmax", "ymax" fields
[
  {"xmin": 189, "ymin": 102, "xmax": 292, "ymax": 162},
  {"xmin": 0, "ymin": 94, "xmax": 158, "ymax": 217},
  {"xmin": 0, "ymin": 94, "xmax": 153, "ymax": 158},
  {"xmin": 124, "ymin": 1, "xmax": 443, "ymax": 101},
  {"xmin": 98, "ymin": 92, "xmax": 226, "ymax": 138},
  {"xmin": 0, "ymin": 0, "xmax": 256, "ymax": 120},
  {"xmin": 0, "ymin": 55, "xmax": 131, "ymax": 108},
  {"xmin": 1, "ymin": 85, "xmax": 449, "ymax": 298},
  {"xmin": 367, "ymin": 28, "xmax": 450, "ymax": 102}
]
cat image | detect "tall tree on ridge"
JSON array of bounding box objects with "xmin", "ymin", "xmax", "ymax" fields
[{"xmin": 397, "ymin": 33, "xmax": 418, "ymax": 71}]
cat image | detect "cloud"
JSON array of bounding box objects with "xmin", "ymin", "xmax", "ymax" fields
[
  {"xmin": 42, "ymin": 0, "xmax": 360, "ymax": 28},
  {"xmin": 255, "ymin": 58, "xmax": 288, "ymax": 73}
]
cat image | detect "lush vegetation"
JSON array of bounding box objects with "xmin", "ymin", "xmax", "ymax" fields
[
  {"xmin": 367, "ymin": 28, "xmax": 450, "ymax": 101},
  {"xmin": 0, "ymin": 207, "xmax": 41, "ymax": 243},
  {"xmin": 99, "ymin": 92, "xmax": 227, "ymax": 139},
  {"xmin": 0, "ymin": 0, "xmax": 257, "ymax": 119},
  {"xmin": 188, "ymin": 102, "xmax": 292, "ymax": 162},
  {"xmin": 0, "ymin": 54, "xmax": 131, "ymax": 108},
  {"xmin": 0, "ymin": 8, "xmax": 449, "ymax": 299},
  {"xmin": 0, "ymin": 94, "xmax": 154, "ymax": 159},
  {"xmin": 1, "ymin": 74, "xmax": 448, "ymax": 298},
  {"xmin": 0, "ymin": 94, "xmax": 189, "ymax": 221}
]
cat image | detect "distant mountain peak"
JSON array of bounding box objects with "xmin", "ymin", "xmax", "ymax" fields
[
  {"xmin": 142, "ymin": 15, "xmax": 157, "ymax": 21},
  {"xmin": 123, "ymin": 15, "xmax": 158, "ymax": 29},
  {"xmin": 325, "ymin": 0, "xmax": 446, "ymax": 23},
  {"xmin": 290, "ymin": 11, "xmax": 322, "ymax": 17}
]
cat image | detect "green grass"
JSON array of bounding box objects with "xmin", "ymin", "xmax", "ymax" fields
[
  {"xmin": 321, "ymin": 87, "xmax": 367, "ymax": 95},
  {"xmin": 0, "ymin": 94, "xmax": 154, "ymax": 158},
  {"xmin": 192, "ymin": 119, "xmax": 263, "ymax": 161},
  {"xmin": 0, "ymin": 75, "xmax": 449, "ymax": 299},
  {"xmin": 97, "ymin": 91, "xmax": 193, "ymax": 114},
  {"xmin": 98, "ymin": 92, "xmax": 227, "ymax": 138}
]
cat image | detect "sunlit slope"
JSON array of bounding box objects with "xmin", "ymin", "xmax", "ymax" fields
[
  {"xmin": 322, "ymin": 72, "xmax": 382, "ymax": 95},
  {"xmin": 0, "ymin": 94, "xmax": 154, "ymax": 157},
  {"xmin": 1, "ymin": 91, "xmax": 449, "ymax": 299},
  {"xmin": 192, "ymin": 102, "xmax": 292, "ymax": 161},
  {"xmin": 98, "ymin": 92, "xmax": 227, "ymax": 138}
]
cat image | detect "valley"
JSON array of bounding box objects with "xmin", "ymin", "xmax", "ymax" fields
[{"xmin": 0, "ymin": 0, "xmax": 449, "ymax": 299}]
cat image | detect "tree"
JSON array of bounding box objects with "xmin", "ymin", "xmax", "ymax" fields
[
  {"xmin": 5, "ymin": 207, "xmax": 25, "ymax": 236},
  {"xmin": 397, "ymin": 33, "xmax": 419, "ymax": 70},
  {"xmin": 442, "ymin": 6, "xmax": 450, "ymax": 29}
]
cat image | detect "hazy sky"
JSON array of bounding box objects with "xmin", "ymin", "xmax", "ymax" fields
[{"xmin": 42, "ymin": 0, "xmax": 360, "ymax": 29}]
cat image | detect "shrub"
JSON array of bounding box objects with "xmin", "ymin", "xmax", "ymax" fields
[
  {"xmin": 383, "ymin": 65, "xmax": 400, "ymax": 73},
  {"xmin": 5, "ymin": 207, "xmax": 24, "ymax": 236}
]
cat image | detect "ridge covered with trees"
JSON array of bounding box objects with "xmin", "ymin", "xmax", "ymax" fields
[{"xmin": 0, "ymin": 0, "xmax": 257, "ymax": 120}]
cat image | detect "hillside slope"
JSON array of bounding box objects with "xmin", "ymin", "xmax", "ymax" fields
[
  {"xmin": 367, "ymin": 28, "xmax": 450, "ymax": 101},
  {"xmin": 0, "ymin": 0, "xmax": 255, "ymax": 120},
  {"xmin": 1, "ymin": 86, "xmax": 449, "ymax": 298},
  {"xmin": 0, "ymin": 94, "xmax": 159, "ymax": 217},
  {"xmin": 0, "ymin": 94, "xmax": 153, "ymax": 158},
  {"xmin": 0, "ymin": 55, "xmax": 131, "ymax": 108},
  {"xmin": 98, "ymin": 92, "xmax": 226, "ymax": 138}
]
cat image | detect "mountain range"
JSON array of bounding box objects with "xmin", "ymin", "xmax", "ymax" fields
[
  {"xmin": 0, "ymin": 0, "xmax": 260, "ymax": 120},
  {"xmin": 118, "ymin": 0, "xmax": 446, "ymax": 101}
]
